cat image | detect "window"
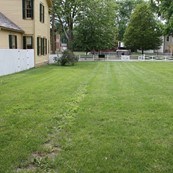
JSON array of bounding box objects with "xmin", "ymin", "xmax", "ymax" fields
[
  {"xmin": 40, "ymin": 4, "xmax": 45, "ymax": 23},
  {"xmin": 9, "ymin": 35, "xmax": 17, "ymax": 49},
  {"xmin": 22, "ymin": 0, "xmax": 34, "ymax": 19},
  {"xmin": 23, "ymin": 36, "xmax": 33, "ymax": 49},
  {"xmin": 26, "ymin": 0, "xmax": 32, "ymax": 18},
  {"xmin": 37, "ymin": 37, "xmax": 47, "ymax": 56},
  {"xmin": 167, "ymin": 36, "xmax": 170, "ymax": 42}
]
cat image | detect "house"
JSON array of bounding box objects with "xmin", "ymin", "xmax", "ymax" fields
[
  {"xmin": 0, "ymin": 12, "xmax": 24, "ymax": 49},
  {"xmin": 50, "ymin": 30, "xmax": 61, "ymax": 53},
  {"xmin": 0, "ymin": 0, "xmax": 52, "ymax": 66},
  {"xmin": 162, "ymin": 35, "xmax": 173, "ymax": 54},
  {"xmin": 148, "ymin": 36, "xmax": 173, "ymax": 54}
]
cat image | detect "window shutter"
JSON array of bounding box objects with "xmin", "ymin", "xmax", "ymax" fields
[
  {"xmin": 45, "ymin": 39, "xmax": 47, "ymax": 55},
  {"xmin": 40, "ymin": 4, "xmax": 42, "ymax": 22},
  {"xmin": 41, "ymin": 38, "xmax": 44, "ymax": 55},
  {"xmin": 37, "ymin": 37, "xmax": 39, "ymax": 55},
  {"xmin": 22, "ymin": 0, "xmax": 26, "ymax": 19},
  {"xmin": 23, "ymin": 36, "xmax": 26, "ymax": 49},
  {"xmin": 43, "ymin": 38, "xmax": 45, "ymax": 55},
  {"xmin": 9, "ymin": 35, "xmax": 12, "ymax": 49},
  {"xmin": 43, "ymin": 6, "xmax": 45, "ymax": 23},
  {"xmin": 31, "ymin": 36, "xmax": 33, "ymax": 49},
  {"xmin": 31, "ymin": 0, "xmax": 34, "ymax": 19},
  {"xmin": 15, "ymin": 36, "xmax": 17, "ymax": 49},
  {"xmin": 48, "ymin": 40, "xmax": 49, "ymax": 53}
]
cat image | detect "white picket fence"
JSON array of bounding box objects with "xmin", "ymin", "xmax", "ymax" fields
[{"xmin": 0, "ymin": 49, "xmax": 34, "ymax": 76}]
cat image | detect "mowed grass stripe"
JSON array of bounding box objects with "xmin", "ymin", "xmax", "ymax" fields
[{"xmin": 124, "ymin": 62, "xmax": 173, "ymax": 110}]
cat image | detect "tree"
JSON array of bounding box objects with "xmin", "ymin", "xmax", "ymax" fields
[
  {"xmin": 73, "ymin": 0, "xmax": 117, "ymax": 53},
  {"xmin": 51, "ymin": 0, "xmax": 56, "ymax": 54},
  {"xmin": 123, "ymin": 2, "xmax": 162, "ymax": 54},
  {"xmin": 150, "ymin": 0, "xmax": 173, "ymax": 35},
  {"xmin": 52, "ymin": 0, "xmax": 87, "ymax": 51},
  {"xmin": 115, "ymin": 0, "xmax": 144, "ymax": 41}
]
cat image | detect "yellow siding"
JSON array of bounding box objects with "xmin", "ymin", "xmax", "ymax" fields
[
  {"xmin": 0, "ymin": 0, "xmax": 51, "ymax": 65},
  {"xmin": 34, "ymin": 0, "xmax": 50, "ymax": 65},
  {"xmin": 0, "ymin": 0, "xmax": 34, "ymax": 34},
  {"xmin": 0, "ymin": 30, "xmax": 22, "ymax": 49}
]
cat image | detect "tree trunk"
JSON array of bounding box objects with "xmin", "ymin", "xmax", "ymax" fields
[
  {"xmin": 67, "ymin": 21, "xmax": 74, "ymax": 51},
  {"xmin": 67, "ymin": 34, "xmax": 73, "ymax": 51},
  {"xmin": 142, "ymin": 49, "xmax": 144, "ymax": 55}
]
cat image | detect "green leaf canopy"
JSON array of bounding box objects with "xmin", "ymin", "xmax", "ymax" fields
[{"xmin": 124, "ymin": 2, "xmax": 162, "ymax": 53}]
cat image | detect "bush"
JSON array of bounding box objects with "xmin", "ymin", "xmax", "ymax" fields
[{"xmin": 58, "ymin": 50, "xmax": 78, "ymax": 66}]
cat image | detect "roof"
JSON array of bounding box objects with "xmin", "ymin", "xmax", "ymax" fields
[
  {"xmin": 0, "ymin": 12, "xmax": 24, "ymax": 33},
  {"xmin": 47, "ymin": 0, "xmax": 52, "ymax": 7}
]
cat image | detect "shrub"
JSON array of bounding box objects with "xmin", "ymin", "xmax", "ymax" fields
[{"xmin": 58, "ymin": 50, "xmax": 78, "ymax": 66}]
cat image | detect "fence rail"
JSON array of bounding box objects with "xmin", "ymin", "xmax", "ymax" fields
[
  {"xmin": 0, "ymin": 49, "xmax": 34, "ymax": 76},
  {"xmin": 79, "ymin": 53, "xmax": 173, "ymax": 61}
]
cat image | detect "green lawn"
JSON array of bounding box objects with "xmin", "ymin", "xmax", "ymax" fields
[{"xmin": 0, "ymin": 62, "xmax": 173, "ymax": 173}]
